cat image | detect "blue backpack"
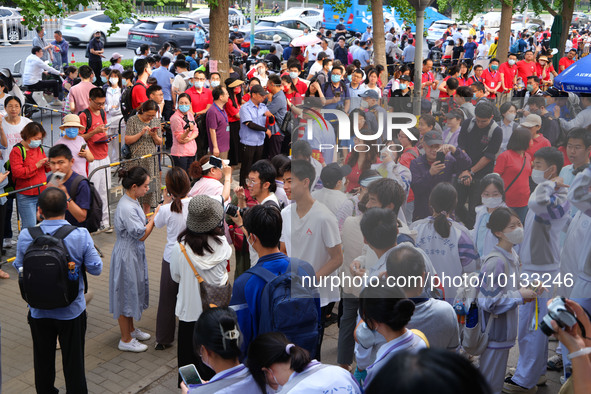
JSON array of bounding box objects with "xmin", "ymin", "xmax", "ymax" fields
[{"xmin": 247, "ymin": 259, "xmax": 321, "ymax": 358}]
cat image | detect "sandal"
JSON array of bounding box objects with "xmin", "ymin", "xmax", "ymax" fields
[
  {"xmin": 0, "ymin": 269, "xmax": 9, "ymax": 279},
  {"xmin": 547, "ymin": 354, "xmax": 563, "ymax": 371}
]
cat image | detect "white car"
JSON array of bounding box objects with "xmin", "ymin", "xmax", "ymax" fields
[
  {"xmin": 279, "ymin": 7, "xmax": 323, "ymax": 29},
  {"xmin": 426, "ymin": 20, "xmax": 472, "ymax": 47},
  {"xmin": 186, "ymin": 7, "xmax": 247, "ymax": 27},
  {"xmin": 243, "ymin": 17, "xmax": 315, "ymax": 36},
  {"xmin": 61, "ymin": 11, "xmax": 137, "ymax": 46}
]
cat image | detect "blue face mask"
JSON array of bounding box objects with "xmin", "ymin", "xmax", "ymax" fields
[
  {"xmin": 101, "ymin": 76, "xmax": 107, "ymax": 83},
  {"xmin": 122, "ymin": 78, "xmax": 127, "ymax": 86},
  {"xmin": 331, "ymin": 74, "xmax": 341, "ymax": 83},
  {"xmin": 347, "ymin": 75, "xmax": 352, "ymax": 82},
  {"xmin": 65, "ymin": 127, "xmax": 79, "ymax": 139},
  {"xmin": 289, "ymin": 72, "xmax": 299, "ymax": 80},
  {"xmin": 187, "ymin": 81, "xmax": 193, "ymax": 88},
  {"xmin": 29, "ymin": 139, "xmax": 42, "ymax": 149},
  {"xmin": 92, "ymin": 75, "xmax": 97, "ymax": 83},
  {"xmin": 179, "ymin": 104, "xmax": 191, "ymax": 113},
  {"xmin": 473, "ymin": 94, "xmax": 477, "ymax": 100},
  {"xmin": 211, "ymin": 80, "xmax": 220, "ymax": 88},
  {"xmin": 399, "ymin": 83, "xmax": 407, "ymax": 90}
]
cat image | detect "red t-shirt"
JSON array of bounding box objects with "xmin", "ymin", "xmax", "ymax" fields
[
  {"xmin": 481, "ymin": 69, "xmax": 502, "ymax": 98},
  {"xmin": 439, "ymin": 76, "xmax": 451, "ymax": 98},
  {"xmin": 559, "ymin": 57, "xmax": 575, "ymax": 72},
  {"xmin": 131, "ymin": 81, "xmax": 148, "ymax": 110},
  {"xmin": 399, "ymin": 146, "xmax": 420, "ymax": 203},
  {"xmin": 80, "ymin": 110, "xmax": 109, "ymax": 160},
  {"xmin": 186, "ymin": 87, "xmax": 213, "ymax": 114},
  {"xmin": 224, "ymin": 98, "xmax": 241, "ymax": 123},
  {"xmin": 536, "ymin": 63, "xmax": 556, "ymax": 83},
  {"xmin": 526, "ymin": 134, "xmax": 551, "ymax": 160},
  {"xmin": 516, "ymin": 60, "xmax": 537, "ymax": 83},
  {"xmin": 293, "ymin": 78, "xmax": 308, "ymax": 96},
  {"xmin": 494, "ymin": 150, "xmax": 532, "ymax": 208},
  {"xmin": 499, "ymin": 62, "xmax": 518, "ymax": 91},
  {"xmin": 421, "ymin": 71, "xmax": 435, "ymax": 99}
]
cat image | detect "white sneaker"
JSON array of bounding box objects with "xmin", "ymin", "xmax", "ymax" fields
[
  {"xmin": 118, "ymin": 338, "xmax": 148, "ymax": 352},
  {"xmin": 49, "ymin": 99, "xmax": 63, "ymax": 107},
  {"xmin": 3, "ymin": 239, "xmax": 14, "ymax": 248},
  {"xmin": 130, "ymin": 328, "xmax": 151, "ymax": 341}
]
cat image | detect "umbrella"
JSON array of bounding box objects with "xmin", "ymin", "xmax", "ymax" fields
[
  {"xmin": 554, "ymin": 55, "xmax": 591, "ymax": 93},
  {"xmin": 290, "ymin": 34, "xmax": 321, "ymax": 48},
  {"xmin": 549, "ymin": 16, "xmax": 562, "ymax": 71}
]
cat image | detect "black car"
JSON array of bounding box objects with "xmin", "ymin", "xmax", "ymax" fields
[{"xmin": 126, "ymin": 17, "xmax": 208, "ymax": 52}]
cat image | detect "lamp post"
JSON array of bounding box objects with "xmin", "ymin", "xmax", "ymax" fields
[
  {"xmin": 250, "ymin": 0, "xmax": 255, "ymax": 57},
  {"xmin": 409, "ymin": 0, "xmax": 433, "ymax": 115}
]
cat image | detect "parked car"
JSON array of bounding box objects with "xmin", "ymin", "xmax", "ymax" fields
[
  {"xmin": 0, "ymin": 7, "xmax": 27, "ymax": 43},
  {"xmin": 426, "ymin": 20, "xmax": 471, "ymax": 48},
  {"xmin": 61, "ymin": 11, "xmax": 137, "ymax": 45},
  {"xmin": 187, "ymin": 8, "xmax": 247, "ymax": 27},
  {"xmin": 511, "ymin": 13, "xmax": 545, "ymax": 28},
  {"xmin": 279, "ymin": 7, "xmax": 323, "ymax": 29},
  {"xmin": 126, "ymin": 17, "xmax": 208, "ymax": 52},
  {"xmin": 238, "ymin": 26, "xmax": 300, "ymax": 51},
  {"xmin": 245, "ymin": 17, "xmax": 315, "ymax": 35},
  {"xmin": 511, "ymin": 22, "xmax": 544, "ymax": 35},
  {"xmin": 571, "ymin": 12, "xmax": 589, "ymax": 28}
]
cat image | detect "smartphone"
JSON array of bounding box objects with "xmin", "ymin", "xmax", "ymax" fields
[
  {"xmin": 209, "ymin": 156, "xmax": 223, "ymax": 169},
  {"xmin": 80, "ymin": 144, "xmax": 87, "ymax": 152},
  {"xmin": 50, "ymin": 171, "xmax": 66, "ymax": 185},
  {"xmin": 151, "ymin": 127, "xmax": 159, "ymax": 132},
  {"xmin": 179, "ymin": 364, "xmax": 201, "ymax": 386},
  {"xmin": 436, "ymin": 151, "xmax": 446, "ymax": 163}
]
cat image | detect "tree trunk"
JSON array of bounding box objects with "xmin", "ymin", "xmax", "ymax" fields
[
  {"xmin": 560, "ymin": 0, "xmax": 575, "ymax": 58},
  {"xmin": 371, "ymin": 0, "xmax": 387, "ymax": 85},
  {"xmin": 210, "ymin": 0, "xmax": 230, "ymax": 81},
  {"xmin": 497, "ymin": 0, "xmax": 512, "ymax": 63}
]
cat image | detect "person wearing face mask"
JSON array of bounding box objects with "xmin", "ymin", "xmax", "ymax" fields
[
  {"xmin": 69, "ymin": 65, "xmax": 96, "ymax": 115},
  {"xmin": 499, "ymin": 102, "xmax": 518, "ymax": 151},
  {"xmin": 88, "ymin": 30, "xmax": 105, "ymax": 87},
  {"xmin": 170, "ymin": 93, "xmax": 198, "ymax": 170},
  {"xmin": 442, "ymin": 109, "xmax": 463, "ymax": 147},
  {"xmin": 55, "ymin": 114, "xmax": 94, "ymax": 177},
  {"xmin": 472, "ymin": 174, "xmax": 508, "ymax": 258},
  {"xmin": 9, "ymin": 122, "xmax": 50, "ymax": 228},
  {"xmin": 478, "ymin": 207, "xmax": 538, "ymax": 394},
  {"xmin": 389, "ymin": 74, "xmax": 412, "ymax": 112},
  {"xmin": 524, "ymin": 75, "xmax": 544, "ymax": 103},
  {"xmin": 499, "ymin": 53, "xmax": 518, "ymax": 106},
  {"xmin": 521, "ymin": 114, "xmax": 551, "ymax": 165},
  {"xmin": 481, "ymin": 58, "xmax": 502, "ymax": 102},
  {"xmin": 306, "ymin": 52, "xmax": 328, "ymax": 81},
  {"xmin": 246, "ymin": 60, "xmax": 269, "ymax": 88},
  {"xmin": 247, "ymin": 332, "xmax": 361, "ymax": 393},
  {"xmin": 516, "ymin": 50, "xmax": 538, "ymax": 89},
  {"xmin": 224, "ymin": 78, "xmax": 243, "ymax": 165},
  {"xmin": 286, "ymin": 61, "xmax": 308, "ymax": 95},
  {"xmin": 104, "ymin": 69, "xmax": 124, "ymax": 162},
  {"xmin": 504, "ymin": 147, "xmax": 570, "ymax": 394},
  {"xmin": 536, "ymin": 55, "xmax": 557, "ymax": 89},
  {"xmin": 192, "ymin": 25, "xmax": 206, "ymax": 49},
  {"xmin": 131, "ymin": 59, "xmax": 151, "ymax": 110}
]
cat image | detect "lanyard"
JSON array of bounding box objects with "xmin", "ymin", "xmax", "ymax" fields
[{"xmin": 213, "ymin": 103, "xmax": 228, "ymax": 123}]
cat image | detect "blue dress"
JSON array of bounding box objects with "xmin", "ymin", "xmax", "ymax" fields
[{"xmin": 109, "ymin": 194, "xmax": 149, "ymax": 320}]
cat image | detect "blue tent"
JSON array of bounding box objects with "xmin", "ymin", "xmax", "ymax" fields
[
  {"xmin": 391, "ymin": 7, "xmax": 449, "ymax": 33},
  {"xmin": 554, "ymin": 55, "xmax": 591, "ymax": 93}
]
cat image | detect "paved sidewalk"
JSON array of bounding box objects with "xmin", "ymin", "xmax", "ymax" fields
[{"xmin": 0, "ymin": 224, "xmax": 564, "ymax": 393}]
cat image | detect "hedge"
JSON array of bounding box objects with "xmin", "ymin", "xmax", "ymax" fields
[{"xmin": 69, "ymin": 59, "xmax": 135, "ymax": 70}]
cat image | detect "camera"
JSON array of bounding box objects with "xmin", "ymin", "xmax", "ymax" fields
[
  {"xmin": 540, "ymin": 296, "xmax": 578, "ymax": 336},
  {"xmin": 225, "ymin": 204, "xmax": 247, "ymax": 218}
]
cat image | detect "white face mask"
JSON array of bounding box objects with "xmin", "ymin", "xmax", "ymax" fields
[
  {"xmin": 504, "ymin": 227, "xmax": 524, "ymax": 245},
  {"xmin": 482, "ymin": 196, "xmax": 503, "ymax": 209},
  {"xmin": 504, "ymin": 113, "xmax": 516, "ymax": 122},
  {"xmin": 531, "ymin": 168, "xmax": 548, "ymax": 184}
]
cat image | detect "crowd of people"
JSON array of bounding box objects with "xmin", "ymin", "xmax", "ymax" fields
[{"xmin": 2, "ymin": 14, "xmax": 591, "ymax": 394}]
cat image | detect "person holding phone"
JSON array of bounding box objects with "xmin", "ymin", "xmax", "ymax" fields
[
  {"xmin": 170, "ymin": 93, "xmax": 198, "ymax": 171},
  {"xmin": 55, "ymin": 114, "xmax": 94, "ymax": 177},
  {"xmin": 124, "ymin": 100, "xmax": 163, "ymax": 214},
  {"xmin": 180, "ymin": 308, "xmax": 259, "ymax": 393},
  {"xmin": 409, "ymin": 130, "xmax": 472, "ymax": 221}
]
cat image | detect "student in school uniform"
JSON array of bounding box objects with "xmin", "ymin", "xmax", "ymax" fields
[
  {"xmin": 504, "ymin": 147, "xmax": 570, "ymax": 393},
  {"xmin": 246, "ymin": 332, "xmax": 360, "ymax": 393},
  {"xmin": 472, "ymin": 174, "xmax": 508, "ymax": 258}
]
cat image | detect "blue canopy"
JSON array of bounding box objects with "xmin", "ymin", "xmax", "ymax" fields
[
  {"xmin": 554, "ymin": 55, "xmax": 591, "ymax": 93},
  {"xmin": 392, "ymin": 7, "xmax": 449, "ymax": 33}
]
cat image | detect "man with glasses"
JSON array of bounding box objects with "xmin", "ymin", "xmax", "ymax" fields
[
  {"xmin": 88, "ymin": 30, "xmax": 105, "ymax": 87},
  {"xmin": 79, "ymin": 88, "xmax": 111, "ymax": 231},
  {"xmin": 238, "ymin": 85, "xmax": 274, "ymax": 186}
]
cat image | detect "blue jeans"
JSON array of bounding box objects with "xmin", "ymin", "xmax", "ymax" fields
[{"xmin": 16, "ymin": 194, "xmax": 39, "ymax": 230}]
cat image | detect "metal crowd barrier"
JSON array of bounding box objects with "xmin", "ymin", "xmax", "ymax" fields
[{"xmin": 22, "ymin": 103, "xmax": 69, "ymax": 146}]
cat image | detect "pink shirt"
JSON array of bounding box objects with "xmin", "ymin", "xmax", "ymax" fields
[
  {"xmin": 55, "ymin": 135, "xmax": 88, "ymax": 176},
  {"xmin": 170, "ymin": 110, "xmax": 197, "ymax": 157},
  {"xmin": 69, "ymin": 81, "xmax": 95, "ymax": 115},
  {"xmin": 188, "ymin": 176, "xmax": 223, "ymax": 198}
]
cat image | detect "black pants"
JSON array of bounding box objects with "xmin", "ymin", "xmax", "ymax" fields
[
  {"xmin": 27, "ymin": 80, "xmax": 60, "ymax": 98},
  {"xmin": 266, "ymin": 134, "xmax": 284, "ymax": 160},
  {"xmin": 162, "ymin": 100, "xmax": 174, "ymax": 150},
  {"xmin": 228, "ymin": 121, "xmax": 242, "ymax": 166},
  {"xmin": 172, "ymin": 155, "xmax": 195, "ymax": 172},
  {"xmin": 155, "ymin": 259, "xmax": 178, "ymax": 346},
  {"xmin": 89, "ymin": 60, "xmax": 103, "ymax": 87},
  {"xmin": 455, "ymin": 177, "xmax": 481, "ymax": 230},
  {"xmin": 28, "ymin": 311, "xmax": 88, "ymax": 394},
  {"xmin": 239, "ymin": 144, "xmax": 264, "ymax": 187},
  {"xmin": 316, "ymin": 302, "xmax": 336, "ymax": 362},
  {"xmin": 177, "ymin": 320, "xmax": 215, "ymax": 387},
  {"xmin": 4, "ymin": 195, "xmax": 13, "ymax": 240}
]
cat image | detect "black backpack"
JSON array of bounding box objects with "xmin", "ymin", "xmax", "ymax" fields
[
  {"xmin": 69, "ymin": 174, "xmax": 103, "ymax": 233},
  {"xmin": 79, "ymin": 108, "xmax": 106, "ymax": 133},
  {"xmin": 120, "ymin": 82, "xmax": 144, "ymax": 121},
  {"xmin": 18, "ymin": 225, "xmax": 80, "ymax": 309}
]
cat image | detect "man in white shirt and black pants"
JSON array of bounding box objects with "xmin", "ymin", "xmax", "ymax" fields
[{"xmin": 23, "ymin": 46, "xmax": 63, "ymax": 106}]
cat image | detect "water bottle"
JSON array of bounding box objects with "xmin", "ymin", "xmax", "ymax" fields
[{"xmin": 67, "ymin": 261, "xmax": 79, "ymax": 281}]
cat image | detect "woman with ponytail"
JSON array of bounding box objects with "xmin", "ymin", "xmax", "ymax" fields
[
  {"xmin": 181, "ymin": 307, "xmax": 260, "ymax": 393},
  {"xmin": 247, "ymin": 332, "xmax": 361, "ymax": 393},
  {"xmin": 357, "ymin": 283, "xmax": 427, "ymax": 389},
  {"xmin": 153, "ymin": 167, "xmax": 192, "ymax": 350},
  {"xmin": 410, "ymin": 182, "xmax": 479, "ymax": 300}
]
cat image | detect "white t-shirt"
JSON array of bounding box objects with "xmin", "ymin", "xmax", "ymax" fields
[
  {"xmin": 0, "ymin": 94, "xmax": 7, "ymax": 116},
  {"xmin": 281, "ymin": 200, "xmax": 342, "ymax": 306},
  {"xmin": 307, "ymin": 62, "xmax": 323, "ymax": 78},
  {"xmin": 3, "ymin": 117, "xmax": 32, "ymax": 159},
  {"xmin": 154, "ymin": 197, "xmax": 191, "ymax": 261},
  {"xmin": 322, "ymin": 47, "xmax": 334, "ymax": 60},
  {"xmin": 305, "ymin": 44, "xmax": 322, "ymax": 62},
  {"xmin": 311, "ymin": 187, "xmax": 348, "ymax": 216},
  {"xmin": 55, "ymin": 135, "xmax": 89, "ymax": 177}
]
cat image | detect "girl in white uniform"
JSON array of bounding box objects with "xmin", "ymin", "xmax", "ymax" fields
[
  {"xmin": 410, "ymin": 182, "xmax": 479, "ymax": 301},
  {"xmin": 182, "ymin": 308, "xmax": 260, "ymax": 394},
  {"xmin": 357, "ymin": 282, "xmax": 428, "ymax": 389},
  {"xmin": 477, "ymin": 208, "xmax": 537, "ymax": 394},
  {"xmin": 472, "ymin": 174, "xmax": 508, "ymax": 258},
  {"xmin": 246, "ymin": 332, "xmax": 361, "ymax": 394}
]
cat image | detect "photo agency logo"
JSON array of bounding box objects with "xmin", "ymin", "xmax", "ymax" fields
[{"xmin": 299, "ymin": 101, "xmax": 419, "ymax": 153}]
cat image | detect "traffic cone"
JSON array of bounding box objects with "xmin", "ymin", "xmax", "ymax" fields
[{"xmin": 71, "ymin": 52, "xmax": 76, "ymax": 64}]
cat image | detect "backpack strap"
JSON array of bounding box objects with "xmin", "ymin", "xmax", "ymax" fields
[
  {"xmin": 81, "ymin": 109, "xmax": 92, "ymax": 133},
  {"xmin": 27, "ymin": 226, "xmax": 44, "ymax": 240},
  {"xmin": 247, "ymin": 264, "xmax": 281, "ymax": 283},
  {"xmin": 68, "ymin": 174, "xmax": 87, "ymax": 202},
  {"xmin": 410, "ymin": 328, "xmax": 430, "ymax": 348},
  {"xmin": 100, "ymin": 109, "xmax": 106, "ymax": 124},
  {"xmin": 52, "ymin": 224, "xmax": 78, "ymax": 241}
]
